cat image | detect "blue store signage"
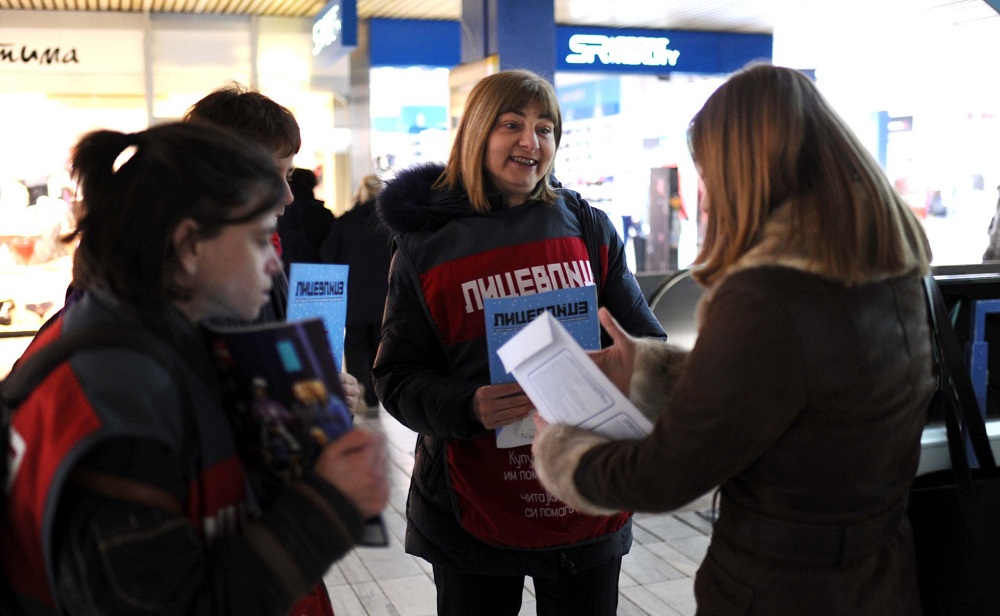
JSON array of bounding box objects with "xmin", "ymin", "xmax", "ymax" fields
[
  {"xmin": 556, "ymin": 26, "xmax": 772, "ymax": 76},
  {"xmin": 369, "ymin": 19, "xmax": 461, "ymax": 68},
  {"xmin": 312, "ymin": 0, "xmax": 357, "ymax": 66}
]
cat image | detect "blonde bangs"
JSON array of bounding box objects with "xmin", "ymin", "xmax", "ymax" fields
[{"xmin": 439, "ymin": 70, "xmax": 563, "ymax": 213}]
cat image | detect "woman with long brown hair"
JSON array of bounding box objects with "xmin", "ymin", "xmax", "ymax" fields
[{"xmin": 532, "ymin": 63, "xmax": 934, "ymax": 615}]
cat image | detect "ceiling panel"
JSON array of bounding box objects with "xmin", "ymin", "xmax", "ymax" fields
[
  {"xmin": 358, "ymin": 0, "xmax": 459, "ymax": 20},
  {"xmin": 0, "ymin": 0, "xmax": 994, "ymax": 35}
]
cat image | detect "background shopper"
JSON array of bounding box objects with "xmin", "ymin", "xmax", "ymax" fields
[
  {"xmin": 982, "ymin": 184, "xmax": 1000, "ymax": 261},
  {"xmin": 277, "ymin": 167, "xmax": 334, "ymax": 275}
]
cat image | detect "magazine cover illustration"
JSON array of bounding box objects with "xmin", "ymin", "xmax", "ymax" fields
[{"xmin": 208, "ymin": 318, "xmax": 352, "ymax": 484}]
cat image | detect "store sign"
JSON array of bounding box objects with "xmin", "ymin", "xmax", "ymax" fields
[
  {"xmin": 312, "ymin": 5, "xmax": 343, "ymax": 56},
  {"xmin": 368, "ymin": 19, "xmax": 460, "ymax": 68},
  {"xmin": 0, "ymin": 43, "xmax": 78, "ymax": 65},
  {"xmin": 565, "ymin": 34, "xmax": 680, "ymax": 68},
  {"xmin": 311, "ymin": 0, "xmax": 356, "ymax": 66},
  {"xmin": 0, "ymin": 28, "xmax": 143, "ymax": 73},
  {"xmin": 557, "ymin": 26, "xmax": 771, "ymax": 76}
]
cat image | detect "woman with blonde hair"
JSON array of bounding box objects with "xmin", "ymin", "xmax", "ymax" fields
[
  {"xmin": 373, "ymin": 69, "xmax": 665, "ymax": 614},
  {"xmin": 353, "ymin": 174, "xmax": 384, "ymax": 206},
  {"xmin": 532, "ymin": 63, "xmax": 935, "ymax": 615}
]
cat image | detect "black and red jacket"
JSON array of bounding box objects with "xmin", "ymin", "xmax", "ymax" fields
[
  {"xmin": 373, "ymin": 163, "xmax": 665, "ymax": 577},
  {"xmin": 1, "ymin": 290, "xmax": 363, "ymax": 615}
]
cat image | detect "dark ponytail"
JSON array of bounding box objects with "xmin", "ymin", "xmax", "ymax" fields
[
  {"xmin": 69, "ymin": 130, "xmax": 135, "ymax": 241},
  {"xmin": 69, "ymin": 122, "xmax": 284, "ymax": 305}
]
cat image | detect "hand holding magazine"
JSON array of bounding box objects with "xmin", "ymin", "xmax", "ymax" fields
[
  {"xmin": 497, "ymin": 311, "xmax": 653, "ymax": 440},
  {"xmin": 205, "ymin": 317, "xmax": 388, "ymax": 546}
]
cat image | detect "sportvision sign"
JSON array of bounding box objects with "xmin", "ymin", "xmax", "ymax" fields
[{"xmin": 556, "ymin": 26, "xmax": 772, "ymax": 76}]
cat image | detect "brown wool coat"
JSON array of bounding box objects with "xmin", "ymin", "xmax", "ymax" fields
[{"xmin": 533, "ymin": 222, "xmax": 935, "ymax": 615}]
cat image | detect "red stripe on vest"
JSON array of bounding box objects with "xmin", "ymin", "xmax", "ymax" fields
[
  {"xmin": 187, "ymin": 455, "xmax": 248, "ymax": 542},
  {"xmin": 420, "ymin": 237, "xmax": 596, "ymax": 345}
]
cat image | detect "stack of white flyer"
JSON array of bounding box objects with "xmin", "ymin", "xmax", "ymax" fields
[{"xmin": 497, "ymin": 311, "xmax": 653, "ymax": 440}]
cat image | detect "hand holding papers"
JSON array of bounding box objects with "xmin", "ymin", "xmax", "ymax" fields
[
  {"xmin": 497, "ymin": 311, "xmax": 653, "ymax": 440},
  {"xmin": 484, "ymin": 286, "xmax": 600, "ymax": 448}
]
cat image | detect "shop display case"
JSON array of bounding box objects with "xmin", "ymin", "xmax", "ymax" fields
[
  {"xmin": 0, "ymin": 241, "xmax": 71, "ymax": 337},
  {"xmin": 0, "ymin": 219, "xmax": 74, "ymax": 338}
]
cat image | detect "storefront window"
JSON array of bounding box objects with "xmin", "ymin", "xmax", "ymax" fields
[
  {"xmin": 369, "ymin": 67, "xmax": 451, "ymax": 174},
  {"xmin": 0, "ymin": 11, "xmax": 345, "ymax": 338},
  {"xmin": 554, "ymin": 72, "xmax": 724, "ymax": 273},
  {"xmin": 0, "ymin": 11, "xmax": 148, "ymax": 335}
]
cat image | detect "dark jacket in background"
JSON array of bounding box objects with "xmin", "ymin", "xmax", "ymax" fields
[
  {"xmin": 319, "ymin": 199, "xmax": 391, "ymax": 328},
  {"xmin": 278, "ymin": 193, "xmax": 334, "ymax": 273},
  {"xmin": 320, "ymin": 198, "xmax": 392, "ymax": 406}
]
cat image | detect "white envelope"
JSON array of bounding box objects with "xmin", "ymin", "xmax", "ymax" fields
[{"xmin": 497, "ymin": 311, "xmax": 653, "ymax": 440}]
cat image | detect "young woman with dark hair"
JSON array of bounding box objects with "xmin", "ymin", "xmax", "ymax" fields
[{"xmin": 1, "ymin": 121, "xmax": 388, "ymax": 616}]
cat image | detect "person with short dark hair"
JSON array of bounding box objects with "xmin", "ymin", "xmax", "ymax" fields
[
  {"xmin": 184, "ymin": 84, "xmax": 361, "ymax": 413},
  {"xmin": 183, "ymin": 83, "xmax": 300, "ymax": 322},
  {"xmin": 277, "ymin": 167, "xmax": 334, "ymax": 274},
  {"xmin": 0, "ymin": 122, "xmax": 389, "ymax": 616}
]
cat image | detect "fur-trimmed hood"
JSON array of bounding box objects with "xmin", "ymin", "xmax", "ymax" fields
[
  {"xmin": 376, "ymin": 163, "xmax": 472, "ymax": 235},
  {"xmin": 376, "ymin": 162, "xmax": 567, "ymax": 236}
]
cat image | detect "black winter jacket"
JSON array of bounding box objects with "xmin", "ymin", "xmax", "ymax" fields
[
  {"xmin": 372, "ymin": 163, "xmax": 665, "ymax": 577},
  {"xmin": 1, "ymin": 290, "xmax": 365, "ymax": 615},
  {"xmin": 278, "ymin": 195, "xmax": 334, "ymax": 274},
  {"xmin": 320, "ymin": 198, "xmax": 392, "ymax": 327}
]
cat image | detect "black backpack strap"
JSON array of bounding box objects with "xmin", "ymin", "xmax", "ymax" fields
[
  {"xmin": 571, "ymin": 194, "xmax": 604, "ymax": 299},
  {"xmin": 923, "ymin": 275, "xmax": 997, "ymax": 469}
]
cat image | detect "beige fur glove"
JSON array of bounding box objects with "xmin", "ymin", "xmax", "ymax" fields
[{"xmin": 629, "ymin": 339, "xmax": 688, "ymax": 421}]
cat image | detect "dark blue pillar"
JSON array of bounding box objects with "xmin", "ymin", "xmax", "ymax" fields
[{"xmin": 461, "ymin": 0, "xmax": 556, "ymax": 82}]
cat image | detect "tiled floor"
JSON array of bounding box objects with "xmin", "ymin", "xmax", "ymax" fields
[{"xmin": 325, "ymin": 409, "xmax": 715, "ymax": 616}]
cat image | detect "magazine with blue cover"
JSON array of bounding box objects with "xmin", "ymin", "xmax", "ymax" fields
[
  {"xmin": 287, "ymin": 263, "xmax": 349, "ymax": 370},
  {"xmin": 484, "ymin": 285, "xmax": 600, "ymax": 448}
]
